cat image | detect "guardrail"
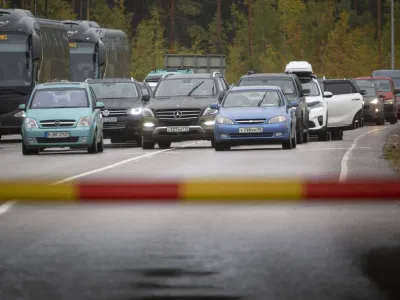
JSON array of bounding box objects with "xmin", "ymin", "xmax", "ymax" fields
[{"xmin": 0, "ymin": 179, "xmax": 400, "ymax": 202}]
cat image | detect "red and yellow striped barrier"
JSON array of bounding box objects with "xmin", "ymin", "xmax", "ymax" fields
[{"xmin": 1, "ymin": 179, "xmax": 400, "ymax": 202}]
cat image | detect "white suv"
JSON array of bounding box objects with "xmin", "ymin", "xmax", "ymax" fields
[{"xmin": 285, "ymin": 61, "xmax": 330, "ymax": 141}]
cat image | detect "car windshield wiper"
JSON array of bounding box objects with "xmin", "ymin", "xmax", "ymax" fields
[
  {"xmin": 187, "ymin": 81, "xmax": 204, "ymax": 96},
  {"xmin": 257, "ymin": 92, "xmax": 268, "ymax": 107}
]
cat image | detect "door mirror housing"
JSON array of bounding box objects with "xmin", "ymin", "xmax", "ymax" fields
[
  {"xmin": 209, "ymin": 103, "xmax": 219, "ymax": 110},
  {"xmin": 290, "ymin": 101, "xmax": 299, "ymax": 108},
  {"xmin": 95, "ymin": 102, "xmax": 105, "ymax": 109},
  {"xmin": 302, "ymin": 89, "xmax": 310, "ymax": 96},
  {"xmin": 360, "ymin": 89, "xmax": 367, "ymax": 95},
  {"xmin": 379, "ymin": 94, "xmax": 385, "ymax": 99},
  {"xmin": 218, "ymin": 91, "xmax": 226, "ymax": 102},
  {"xmin": 142, "ymin": 94, "xmax": 150, "ymax": 102},
  {"xmin": 323, "ymin": 91, "xmax": 333, "ymax": 98},
  {"xmin": 18, "ymin": 104, "xmax": 26, "ymax": 111}
]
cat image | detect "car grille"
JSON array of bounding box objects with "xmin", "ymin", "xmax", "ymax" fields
[
  {"xmin": 229, "ymin": 133, "xmax": 273, "ymax": 138},
  {"xmin": 155, "ymin": 109, "xmax": 201, "ymax": 120},
  {"xmin": 36, "ymin": 137, "xmax": 79, "ymax": 143},
  {"xmin": 103, "ymin": 109, "xmax": 126, "ymax": 116},
  {"xmin": 40, "ymin": 120, "xmax": 75, "ymax": 127},
  {"xmin": 103, "ymin": 121, "xmax": 127, "ymax": 129},
  {"xmin": 235, "ymin": 119, "xmax": 266, "ymax": 124}
]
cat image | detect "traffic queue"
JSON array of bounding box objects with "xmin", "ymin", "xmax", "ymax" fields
[{"xmin": 18, "ymin": 60, "xmax": 400, "ymax": 155}]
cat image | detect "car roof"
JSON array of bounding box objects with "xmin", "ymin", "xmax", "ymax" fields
[
  {"xmin": 230, "ymin": 85, "xmax": 282, "ymax": 92},
  {"xmin": 87, "ymin": 78, "xmax": 136, "ymax": 83},
  {"xmin": 163, "ymin": 73, "xmax": 215, "ymax": 80},
  {"xmin": 240, "ymin": 73, "xmax": 297, "ymax": 79},
  {"xmin": 355, "ymin": 76, "xmax": 392, "ymax": 80},
  {"xmin": 323, "ymin": 79, "xmax": 351, "ymax": 84},
  {"xmin": 36, "ymin": 82, "xmax": 87, "ymax": 89}
]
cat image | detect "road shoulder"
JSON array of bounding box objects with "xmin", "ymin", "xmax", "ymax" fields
[{"xmin": 383, "ymin": 127, "xmax": 400, "ymax": 177}]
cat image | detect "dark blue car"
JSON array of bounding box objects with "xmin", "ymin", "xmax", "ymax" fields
[{"xmin": 211, "ymin": 86, "xmax": 297, "ymax": 151}]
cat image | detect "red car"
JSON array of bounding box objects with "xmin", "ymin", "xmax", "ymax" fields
[{"xmin": 355, "ymin": 76, "xmax": 398, "ymax": 124}]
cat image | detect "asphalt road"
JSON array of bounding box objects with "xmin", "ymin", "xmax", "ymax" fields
[{"xmin": 0, "ymin": 123, "xmax": 399, "ymax": 300}]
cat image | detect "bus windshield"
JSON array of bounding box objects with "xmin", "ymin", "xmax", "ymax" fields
[
  {"xmin": 0, "ymin": 34, "xmax": 32, "ymax": 87},
  {"xmin": 69, "ymin": 43, "xmax": 96, "ymax": 82}
]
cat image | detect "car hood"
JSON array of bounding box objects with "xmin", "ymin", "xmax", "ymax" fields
[
  {"xmin": 26, "ymin": 108, "xmax": 92, "ymax": 121},
  {"xmin": 305, "ymin": 95, "xmax": 323, "ymax": 103},
  {"xmin": 219, "ymin": 106, "xmax": 286, "ymax": 120},
  {"xmin": 376, "ymin": 91, "xmax": 394, "ymax": 100},
  {"xmin": 98, "ymin": 98, "xmax": 141, "ymax": 110},
  {"xmin": 148, "ymin": 96, "xmax": 218, "ymax": 110}
]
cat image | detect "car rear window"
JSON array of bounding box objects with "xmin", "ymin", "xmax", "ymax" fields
[{"xmin": 323, "ymin": 82, "xmax": 357, "ymax": 95}]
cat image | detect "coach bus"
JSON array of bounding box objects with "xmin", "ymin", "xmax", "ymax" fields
[
  {"xmin": 62, "ymin": 20, "xmax": 130, "ymax": 82},
  {"xmin": 0, "ymin": 8, "xmax": 69, "ymax": 139}
]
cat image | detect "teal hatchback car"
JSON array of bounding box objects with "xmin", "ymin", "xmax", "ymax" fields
[{"xmin": 19, "ymin": 82, "xmax": 105, "ymax": 155}]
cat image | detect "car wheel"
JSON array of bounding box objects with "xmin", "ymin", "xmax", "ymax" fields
[
  {"xmin": 291, "ymin": 130, "xmax": 297, "ymax": 148},
  {"xmin": 97, "ymin": 135, "xmax": 104, "ymax": 153},
  {"xmin": 142, "ymin": 136, "xmax": 155, "ymax": 149},
  {"xmin": 318, "ymin": 128, "xmax": 330, "ymax": 141},
  {"xmin": 22, "ymin": 142, "xmax": 38, "ymax": 155},
  {"xmin": 158, "ymin": 141, "xmax": 171, "ymax": 149},
  {"xmin": 211, "ymin": 139, "xmax": 215, "ymax": 148},
  {"xmin": 88, "ymin": 132, "xmax": 99, "ymax": 154},
  {"xmin": 215, "ymin": 141, "xmax": 230, "ymax": 151},
  {"xmin": 390, "ymin": 117, "xmax": 398, "ymax": 124},
  {"xmin": 135, "ymin": 137, "xmax": 142, "ymax": 147},
  {"xmin": 296, "ymin": 118, "xmax": 304, "ymax": 144},
  {"xmin": 331, "ymin": 129, "xmax": 343, "ymax": 141},
  {"xmin": 303, "ymin": 128, "xmax": 309, "ymax": 143}
]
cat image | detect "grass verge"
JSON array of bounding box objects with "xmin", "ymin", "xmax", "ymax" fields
[{"xmin": 383, "ymin": 128, "xmax": 400, "ymax": 176}]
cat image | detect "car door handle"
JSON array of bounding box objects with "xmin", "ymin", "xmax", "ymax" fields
[{"xmin": 352, "ymin": 98, "xmax": 360, "ymax": 101}]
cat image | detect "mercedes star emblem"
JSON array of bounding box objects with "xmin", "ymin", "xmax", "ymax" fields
[
  {"xmin": 54, "ymin": 120, "xmax": 60, "ymax": 126},
  {"xmin": 102, "ymin": 110, "xmax": 110, "ymax": 116},
  {"xmin": 173, "ymin": 110, "xmax": 183, "ymax": 119}
]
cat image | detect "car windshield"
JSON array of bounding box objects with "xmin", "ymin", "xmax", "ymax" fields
[
  {"xmin": 222, "ymin": 90, "xmax": 283, "ymax": 108},
  {"xmin": 238, "ymin": 77, "xmax": 296, "ymax": 98},
  {"xmin": 154, "ymin": 78, "xmax": 216, "ymax": 97},
  {"xmin": 29, "ymin": 88, "xmax": 89, "ymax": 109},
  {"xmin": 359, "ymin": 86, "xmax": 377, "ymax": 96},
  {"xmin": 140, "ymin": 84, "xmax": 150, "ymax": 96},
  {"xmin": 90, "ymin": 82, "xmax": 139, "ymax": 99},
  {"xmin": 356, "ymin": 79, "xmax": 391, "ymax": 92},
  {"xmin": 301, "ymin": 81, "xmax": 320, "ymax": 96}
]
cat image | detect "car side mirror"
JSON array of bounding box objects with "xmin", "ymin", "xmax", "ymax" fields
[
  {"xmin": 323, "ymin": 91, "xmax": 333, "ymax": 98},
  {"xmin": 302, "ymin": 89, "xmax": 310, "ymax": 96},
  {"xmin": 379, "ymin": 94, "xmax": 385, "ymax": 99},
  {"xmin": 142, "ymin": 94, "xmax": 150, "ymax": 102},
  {"xmin": 210, "ymin": 103, "xmax": 219, "ymax": 110},
  {"xmin": 290, "ymin": 101, "xmax": 299, "ymax": 108},
  {"xmin": 360, "ymin": 89, "xmax": 367, "ymax": 95},
  {"xmin": 18, "ymin": 104, "xmax": 26, "ymax": 111},
  {"xmin": 96, "ymin": 101, "xmax": 105, "ymax": 109},
  {"xmin": 218, "ymin": 91, "xmax": 226, "ymax": 102}
]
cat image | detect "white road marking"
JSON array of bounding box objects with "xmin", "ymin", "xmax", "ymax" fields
[
  {"xmin": 339, "ymin": 128, "xmax": 384, "ymax": 182},
  {"xmin": 304, "ymin": 147, "xmax": 371, "ymax": 151},
  {"xmin": 0, "ymin": 200, "xmax": 16, "ymax": 215}
]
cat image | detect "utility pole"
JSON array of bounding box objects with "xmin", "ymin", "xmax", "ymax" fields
[
  {"xmin": 86, "ymin": 0, "xmax": 89, "ymax": 20},
  {"xmin": 377, "ymin": 0, "xmax": 381, "ymax": 68},
  {"xmin": 391, "ymin": 0, "xmax": 394, "ymax": 69},
  {"xmin": 247, "ymin": 0, "xmax": 253, "ymax": 69},
  {"xmin": 79, "ymin": 0, "xmax": 83, "ymax": 19},
  {"xmin": 44, "ymin": 0, "xmax": 48, "ymax": 18},
  {"xmin": 33, "ymin": 0, "xmax": 36, "ymax": 15},
  {"xmin": 217, "ymin": 0, "xmax": 221, "ymax": 53},
  {"xmin": 169, "ymin": 0, "xmax": 174, "ymax": 53}
]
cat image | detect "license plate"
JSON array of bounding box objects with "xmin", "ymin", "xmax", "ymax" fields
[
  {"xmin": 103, "ymin": 117, "xmax": 117, "ymax": 122},
  {"xmin": 238, "ymin": 127, "xmax": 263, "ymax": 133},
  {"xmin": 166, "ymin": 126, "xmax": 190, "ymax": 133},
  {"xmin": 46, "ymin": 132, "xmax": 70, "ymax": 138}
]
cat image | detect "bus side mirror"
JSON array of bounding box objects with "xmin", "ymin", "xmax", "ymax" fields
[
  {"xmin": 98, "ymin": 41, "xmax": 106, "ymax": 66},
  {"xmin": 31, "ymin": 33, "xmax": 42, "ymax": 61}
]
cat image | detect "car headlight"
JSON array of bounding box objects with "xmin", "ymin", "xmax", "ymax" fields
[
  {"xmin": 370, "ymin": 99, "xmax": 379, "ymax": 105},
  {"xmin": 77, "ymin": 116, "xmax": 92, "ymax": 127},
  {"xmin": 128, "ymin": 107, "xmax": 143, "ymax": 115},
  {"xmin": 385, "ymin": 99, "xmax": 394, "ymax": 104},
  {"xmin": 215, "ymin": 117, "xmax": 234, "ymax": 125},
  {"xmin": 142, "ymin": 108, "xmax": 155, "ymax": 117},
  {"xmin": 268, "ymin": 116, "xmax": 286, "ymax": 123},
  {"xmin": 203, "ymin": 107, "xmax": 218, "ymax": 116},
  {"xmin": 24, "ymin": 117, "xmax": 38, "ymax": 128},
  {"xmin": 14, "ymin": 111, "xmax": 25, "ymax": 118}
]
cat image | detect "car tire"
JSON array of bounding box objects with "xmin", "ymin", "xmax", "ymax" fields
[
  {"xmin": 97, "ymin": 135, "xmax": 104, "ymax": 153},
  {"xmin": 331, "ymin": 129, "xmax": 343, "ymax": 141},
  {"xmin": 88, "ymin": 131, "xmax": 99, "ymax": 154},
  {"xmin": 215, "ymin": 141, "xmax": 230, "ymax": 151},
  {"xmin": 303, "ymin": 128, "xmax": 309, "ymax": 143},
  {"xmin": 158, "ymin": 141, "xmax": 171, "ymax": 149},
  {"xmin": 135, "ymin": 137, "xmax": 142, "ymax": 147},
  {"xmin": 291, "ymin": 131, "xmax": 297, "ymax": 149},
  {"xmin": 390, "ymin": 117, "xmax": 397, "ymax": 124},
  {"xmin": 296, "ymin": 118, "xmax": 304, "ymax": 144},
  {"xmin": 282, "ymin": 130, "xmax": 293, "ymax": 149},
  {"xmin": 318, "ymin": 128, "xmax": 330, "ymax": 141},
  {"xmin": 211, "ymin": 139, "xmax": 215, "ymax": 148},
  {"xmin": 358, "ymin": 112, "xmax": 364, "ymax": 127},
  {"xmin": 142, "ymin": 136, "xmax": 155, "ymax": 149},
  {"xmin": 22, "ymin": 142, "xmax": 38, "ymax": 155}
]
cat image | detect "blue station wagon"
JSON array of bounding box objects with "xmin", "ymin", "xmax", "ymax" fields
[{"xmin": 19, "ymin": 82, "xmax": 105, "ymax": 155}]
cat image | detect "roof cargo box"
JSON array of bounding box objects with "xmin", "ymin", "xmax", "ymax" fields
[{"xmin": 285, "ymin": 61, "xmax": 313, "ymax": 78}]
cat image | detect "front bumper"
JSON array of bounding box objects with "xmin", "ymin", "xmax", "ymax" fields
[
  {"xmin": 308, "ymin": 106, "xmax": 325, "ymax": 132},
  {"xmin": 22, "ymin": 127, "xmax": 95, "ymax": 148},
  {"xmin": 141, "ymin": 116, "xmax": 215, "ymax": 142},
  {"xmin": 214, "ymin": 122, "xmax": 290, "ymax": 145},
  {"xmin": 363, "ymin": 103, "xmax": 381, "ymax": 120},
  {"xmin": 102, "ymin": 115, "xmax": 141, "ymax": 140}
]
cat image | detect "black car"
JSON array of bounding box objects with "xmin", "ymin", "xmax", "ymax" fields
[
  {"xmin": 141, "ymin": 72, "xmax": 231, "ymax": 149},
  {"xmin": 88, "ymin": 78, "xmax": 150, "ymax": 146},
  {"xmin": 237, "ymin": 73, "xmax": 310, "ymax": 144},
  {"xmin": 358, "ymin": 85, "xmax": 385, "ymax": 125}
]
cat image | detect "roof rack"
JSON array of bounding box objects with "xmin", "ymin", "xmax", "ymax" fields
[
  {"xmin": 84, "ymin": 78, "xmax": 92, "ymax": 82},
  {"xmin": 212, "ymin": 72, "xmax": 221, "ymax": 77}
]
